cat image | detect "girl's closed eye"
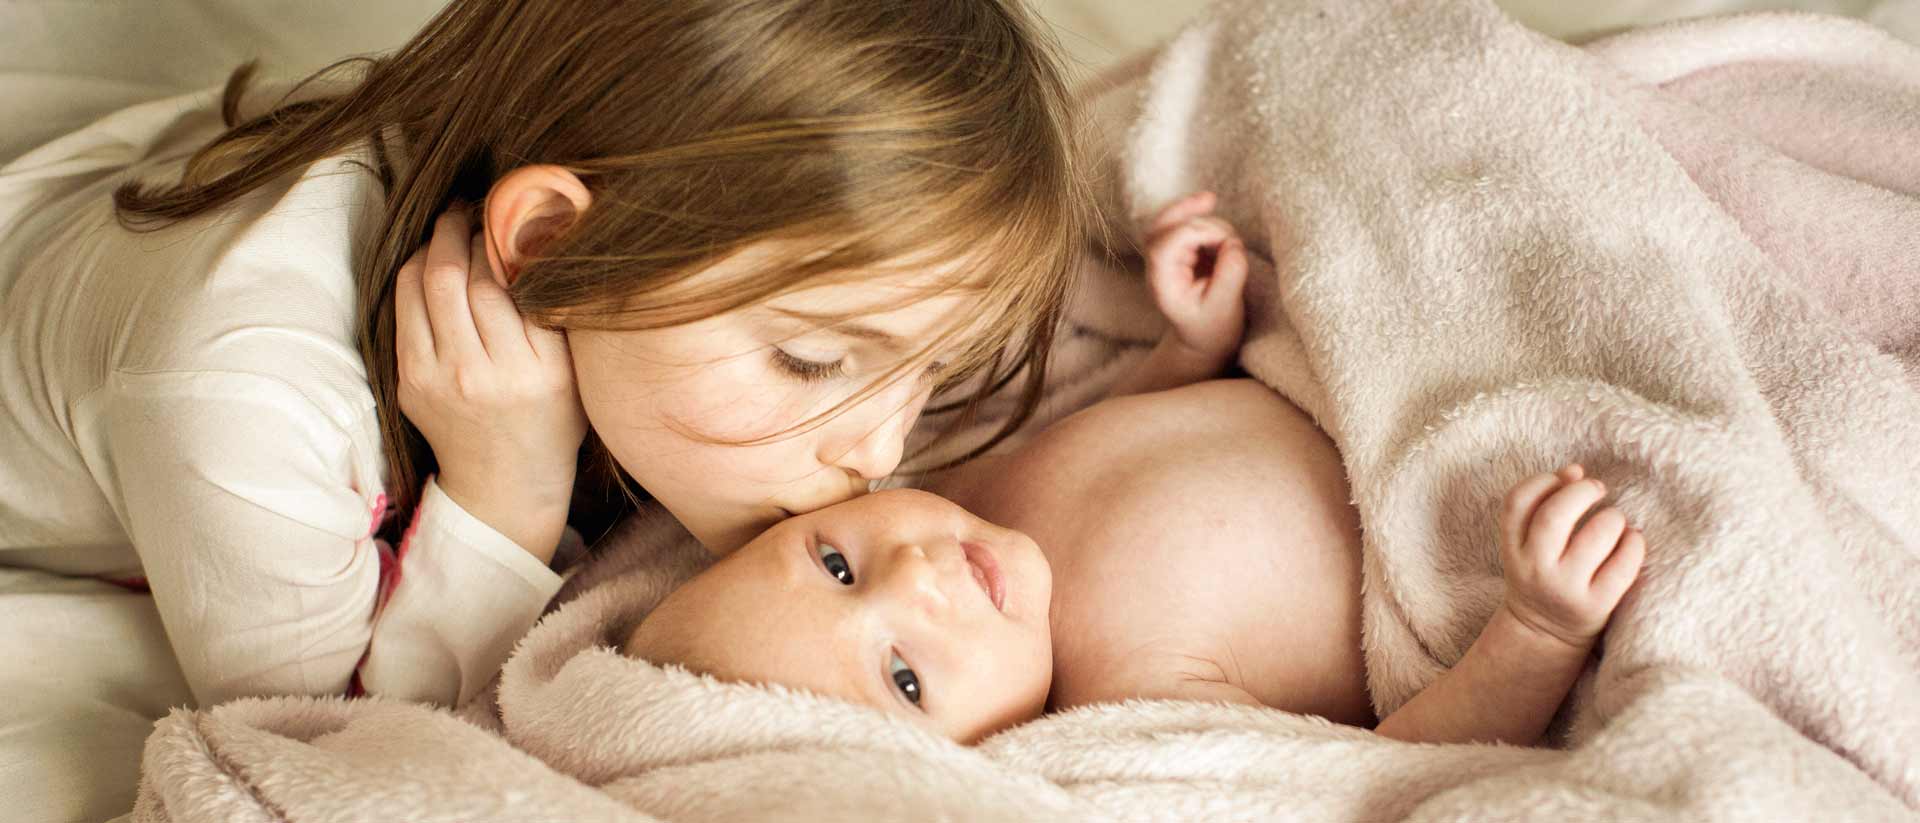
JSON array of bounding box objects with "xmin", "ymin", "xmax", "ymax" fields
[{"xmin": 772, "ymin": 347, "xmax": 847, "ymax": 383}]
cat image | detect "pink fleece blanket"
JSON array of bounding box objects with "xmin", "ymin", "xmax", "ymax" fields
[{"xmin": 132, "ymin": 3, "xmax": 1920, "ymax": 820}]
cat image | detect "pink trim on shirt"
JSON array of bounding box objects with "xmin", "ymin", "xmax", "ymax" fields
[
  {"xmin": 384, "ymin": 496, "xmax": 426, "ymax": 603},
  {"xmin": 365, "ymin": 492, "xmax": 389, "ymax": 539},
  {"xmin": 348, "ymin": 487, "xmax": 426, "ymax": 698}
]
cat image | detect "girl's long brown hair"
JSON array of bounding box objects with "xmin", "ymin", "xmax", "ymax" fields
[{"xmin": 114, "ymin": 0, "xmax": 1089, "ymax": 541}]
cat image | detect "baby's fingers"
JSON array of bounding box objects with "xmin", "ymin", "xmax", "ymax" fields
[
  {"xmin": 1145, "ymin": 191, "xmax": 1217, "ymax": 236},
  {"xmin": 1205, "ymin": 237, "xmax": 1250, "ymax": 304},
  {"xmin": 1524, "ymin": 478, "xmax": 1608, "ymax": 557},
  {"xmin": 1501, "ymin": 469, "xmax": 1570, "ymax": 555},
  {"xmin": 1591, "ymin": 527, "xmax": 1646, "ymax": 605},
  {"xmin": 1147, "ymin": 220, "xmax": 1231, "ymax": 299},
  {"xmin": 1562, "ymin": 506, "xmax": 1627, "ymax": 576}
]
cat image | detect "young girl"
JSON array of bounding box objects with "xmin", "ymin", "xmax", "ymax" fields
[{"xmin": 0, "ymin": 0, "xmax": 1086, "ymax": 718}]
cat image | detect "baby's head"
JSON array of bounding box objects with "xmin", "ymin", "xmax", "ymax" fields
[{"xmin": 623, "ymin": 489, "xmax": 1053, "ymax": 743}]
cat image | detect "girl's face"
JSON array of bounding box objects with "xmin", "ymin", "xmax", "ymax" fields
[
  {"xmin": 568, "ymin": 242, "xmax": 982, "ymax": 553},
  {"xmin": 625, "ymin": 489, "xmax": 1054, "ymax": 743}
]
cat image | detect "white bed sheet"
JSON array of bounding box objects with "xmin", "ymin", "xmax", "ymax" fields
[{"xmin": 1, "ymin": 2, "xmax": 1907, "ymax": 821}]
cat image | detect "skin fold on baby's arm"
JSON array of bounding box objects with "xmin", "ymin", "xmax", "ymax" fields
[{"xmin": 1373, "ymin": 464, "xmax": 1645, "ymax": 746}]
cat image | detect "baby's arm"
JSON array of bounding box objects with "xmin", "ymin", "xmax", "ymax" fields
[
  {"xmin": 1374, "ymin": 465, "xmax": 1645, "ymax": 746},
  {"xmin": 1105, "ymin": 192, "xmax": 1250, "ymax": 399}
]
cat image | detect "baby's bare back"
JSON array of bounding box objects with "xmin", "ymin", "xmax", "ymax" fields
[{"xmin": 937, "ymin": 379, "xmax": 1375, "ymax": 724}]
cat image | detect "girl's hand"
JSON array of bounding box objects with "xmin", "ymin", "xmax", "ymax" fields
[
  {"xmin": 1497, "ymin": 464, "xmax": 1645, "ymax": 649},
  {"xmin": 1143, "ymin": 191, "xmax": 1250, "ymax": 365},
  {"xmin": 394, "ymin": 208, "xmax": 587, "ymax": 559}
]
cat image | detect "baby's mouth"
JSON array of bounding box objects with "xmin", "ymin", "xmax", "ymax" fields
[{"xmin": 961, "ymin": 542, "xmax": 1006, "ymax": 613}]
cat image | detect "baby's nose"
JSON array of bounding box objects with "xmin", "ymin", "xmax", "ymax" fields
[{"xmin": 881, "ymin": 545, "xmax": 951, "ymax": 616}]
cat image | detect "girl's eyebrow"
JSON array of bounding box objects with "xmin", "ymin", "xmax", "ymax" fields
[{"xmin": 767, "ymin": 307, "xmax": 908, "ymax": 353}]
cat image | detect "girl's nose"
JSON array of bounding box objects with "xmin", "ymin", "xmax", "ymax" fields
[{"xmin": 824, "ymin": 380, "xmax": 928, "ymax": 482}]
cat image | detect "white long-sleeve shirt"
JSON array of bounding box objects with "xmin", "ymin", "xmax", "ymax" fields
[{"xmin": 0, "ymin": 87, "xmax": 564, "ymax": 707}]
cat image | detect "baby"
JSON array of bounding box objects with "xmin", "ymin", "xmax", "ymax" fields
[{"xmin": 624, "ymin": 193, "xmax": 1645, "ymax": 744}]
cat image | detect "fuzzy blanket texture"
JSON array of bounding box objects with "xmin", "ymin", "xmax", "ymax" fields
[{"xmin": 130, "ymin": 0, "xmax": 1920, "ymax": 820}]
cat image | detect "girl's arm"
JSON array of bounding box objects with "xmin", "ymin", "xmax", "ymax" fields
[
  {"xmin": 1105, "ymin": 191, "xmax": 1249, "ymax": 399},
  {"xmin": 1374, "ymin": 465, "xmax": 1645, "ymax": 745},
  {"xmin": 100, "ymin": 372, "xmax": 564, "ymax": 707}
]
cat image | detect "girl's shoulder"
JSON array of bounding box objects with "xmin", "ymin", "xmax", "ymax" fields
[
  {"xmin": 131, "ymin": 149, "xmax": 391, "ymax": 431},
  {"xmin": 16, "ymin": 130, "xmax": 391, "ymax": 431}
]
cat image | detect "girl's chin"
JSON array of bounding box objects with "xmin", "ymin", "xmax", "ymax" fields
[{"xmin": 702, "ymin": 507, "xmax": 789, "ymax": 554}]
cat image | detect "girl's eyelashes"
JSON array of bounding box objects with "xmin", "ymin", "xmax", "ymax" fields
[
  {"xmin": 816, "ymin": 542, "xmax": 854, "ymax": 585},
  {"xmin": 889, "ymin": 650, "xmax": 923, "ymax": 707},
  {"xmin": 771, "ymin": 347, "xmax": 846, "ymax": 383}
]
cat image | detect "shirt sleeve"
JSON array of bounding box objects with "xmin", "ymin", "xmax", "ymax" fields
[
  {"xmin": 92, "ymin": 370, "xmax": 562, "ymax": 707},
  {"xmin": 355, "ymin": 476, "xmax": 565, "ymax": 705}
]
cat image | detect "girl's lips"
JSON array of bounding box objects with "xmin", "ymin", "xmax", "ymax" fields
[{"xmin": 961, "ymin": 542, "xmax": 1006, "ymax": 613}]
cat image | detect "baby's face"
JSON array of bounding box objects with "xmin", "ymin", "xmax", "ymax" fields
[{"xmin": 625, "ymin": 489, "xmax": 1054, "ymax": 743}]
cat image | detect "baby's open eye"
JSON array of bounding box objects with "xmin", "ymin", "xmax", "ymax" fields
[
  {"xmin": 889, "ymin": 650, "xmax": 922, "ymax": 706},
  {"xmin": 816, "ymin": 543, "xmax": 854, "ymax": 585}
]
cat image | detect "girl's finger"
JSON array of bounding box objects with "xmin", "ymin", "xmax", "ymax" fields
[
  {"xmin": 420, "ymin": 210, "xmax": 483, "ymax": 360},
  {"xmin": 1145, "ymin": 191, "xmax": 1217, "ymax": 236},
  {"xmin": 466, "ymin": 228, "xmax": 526, "ymax": 360},
  {"xmin": 393, "ymin": 247, "xmax": 435, "ymax": 364},
  {"xmin": 526, "ymin": 320, "xmax": 571, "ymax": 367}
]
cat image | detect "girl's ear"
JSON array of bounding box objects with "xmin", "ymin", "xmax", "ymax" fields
[{"xmin": 483, "ymin": 165, "xmax": 593, "ymax": 286}]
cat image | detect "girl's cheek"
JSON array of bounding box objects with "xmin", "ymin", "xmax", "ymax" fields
[{"xmin": 664, "ymin": 358, "xmax": 827, "ymax": 444}]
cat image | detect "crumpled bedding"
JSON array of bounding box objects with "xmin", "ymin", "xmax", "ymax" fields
[{"xmin": 127, "ymin": 0, "xmax": 1920, "ymax": 820}]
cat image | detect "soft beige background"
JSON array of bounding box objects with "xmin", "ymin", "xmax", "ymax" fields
[{"xmin": 1, "ymin": 0, "xmax": 1904, "ymax": 162}]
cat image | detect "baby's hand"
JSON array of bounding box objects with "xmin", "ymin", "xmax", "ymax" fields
[
  {"xmin": 1497, "ymin": 464, "xmax": 1645, "ymax": 649},
  {"xmin": 1143, "ymin": 191, "xmax": 1249, "ymax": 364}
]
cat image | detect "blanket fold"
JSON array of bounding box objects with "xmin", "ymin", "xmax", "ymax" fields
[{"xmin": 131, "ymin": 2, "xmax": 1920, "ymax": 820}]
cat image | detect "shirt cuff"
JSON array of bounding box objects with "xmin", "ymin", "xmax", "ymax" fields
[
  {"xmin": 357, "ymin": 477, "xmax": 566, "ymax": 705},
  {"xmin": 416, "ymin": 476, "xmax": 567, "ymax": 592}
]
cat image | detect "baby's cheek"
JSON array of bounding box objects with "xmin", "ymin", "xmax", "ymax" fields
[{"xmin": 1008, "ymin": 628, "xmax": 1055, "ymax": 719}]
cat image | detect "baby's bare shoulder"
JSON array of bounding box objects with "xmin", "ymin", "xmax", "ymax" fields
[
  {"xmin": 980, "ymin": 379, "xmax": 1371, "ymax": 721},
  {"xmin": 958, "ymin": 380, "xmax": 1321, "ymax": 518}
]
